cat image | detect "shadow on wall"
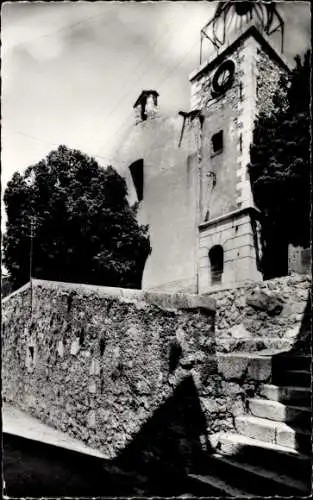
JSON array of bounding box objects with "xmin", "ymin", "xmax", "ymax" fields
[
  {"xmin": 3, "ymin": 374, "xmax": 216, "ymax": 497},
  {"xmin": 112, "ymin": 374, "xmax": 214, "ymax": 496}
]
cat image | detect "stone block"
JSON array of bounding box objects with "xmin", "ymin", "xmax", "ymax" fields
[
  {"xmin": 217, "ymin": 353, "xmax": 248, "ymax": 380},
  {"xmin": 89, "ymin": 359, "xmax": 101, "ymax": 376},
  {"xmin": 175, "ymin": 327, "xmax": 187, "ymax": 350},
  {"xmin": 180, "ymin": 355, "xmax": 196, "ymax": 369},
  {"xmin": 217, "ymin": 353, "xmax": 272, "ymax": 381},
  {"xmin": 87, "ymin": 410, "xmax": 96, "ymax": 428},
  {"xmin": 235, "ymin": 415, "xmax": 276, "ymax": 444},
  {"xmin": 276, "ymin": 426, "xmax": 299, "ymax": 449},
  {"xmin": 246, "ymin": 356, "xmax": 272, "ymax": 381},
  {"xmin": 227, "ymin": 323, "xmax": 252, "ymax": 339},
  {"xmin": 88, "ymin": 381, "xmax": 97, "ymax": 394},
  {"xmin": 246, "ymin": 289, "xmax": 284, "ymax": 315},
  {"xmin": 70, "ymin": 337, "xmax": 80, "ymax": 355},
  {"xmin": 56, "ymin": 340, "xmax": 64, "ymax": 357}
]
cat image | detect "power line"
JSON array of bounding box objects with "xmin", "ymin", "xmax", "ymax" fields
[
  {"xmin": 7, "ymin": 14, "xmax": 178, "ymax": 161},
  {"xmin": 100, "ymin": 36, "xmax": 199, "ymax": 151},
  {"xmin": 90, "ymin": 15, "xmax": 177, "ymax": 149},
  {"xmin": 7, "ymin": 128, "xmax": 116, "ymax": 165},
  {"xmin": 11, "ymin": 129, "xmax": 60, "ymax": 147},
  {"xmin": 157, "ymin": 37, "xmax": 199, "ymax": 90},
  {"xmin": 7, "ymin": 30, "xmax": 200, "ymax": 169},
  {"xmin": 4, "ymin": 9, "xmax": 112, "ymax": 53}
]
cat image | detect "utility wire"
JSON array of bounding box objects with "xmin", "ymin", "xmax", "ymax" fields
[
  {"xmin": 6, "ymin": 13, "xmax": 177, "ymax": 164},
  {"xmin": 91, "ymin": 14, "xmax": 177, "ymax": 149},
  {"xmin": 4, "ymin": 9, "xmax": 113, "ymax": 52},
  {"xmin": 6, "ymin": 31, "xmax": 200, "ymax": 169},
  {"xmin": 100, "ymin": 36, "xmax": 199, "ymax": 151},
  {"xmin": 158, "ymin": 37, "xmax": 199, "ymax": 90},
  {"xmin": 8, "ymin": 129, "xmax": 115, "ymax": 165},
  {"xmin": 11, "ymin": 130, "xmax": 60, "ymax": 147}
]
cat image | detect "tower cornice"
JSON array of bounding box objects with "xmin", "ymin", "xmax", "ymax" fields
[{"xmin": 190, "ymin": 25, "xmax": 292, "ymax": 82}]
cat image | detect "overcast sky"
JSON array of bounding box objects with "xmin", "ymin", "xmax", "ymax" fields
[{"xmin": 1, "ymin": 1, "xmax": 311, "ymax": 216}]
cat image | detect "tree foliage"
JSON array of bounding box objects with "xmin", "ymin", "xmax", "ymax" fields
[
  {"xmin": 249, "ymin": 51, "xmax": 311, "ymax": 278},
  {"xmin": 3, "ymin": 146, "xmax": 151, "ymax": 290}
]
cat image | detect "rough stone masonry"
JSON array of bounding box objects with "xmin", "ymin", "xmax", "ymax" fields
[{"xmin": 2, "ymin": 274, "xmax": 311, "ymax": 480}]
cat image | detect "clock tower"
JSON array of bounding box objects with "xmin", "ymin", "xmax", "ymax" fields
[{"xmin": 190, "ymin": 1, "xmax": 290, "ymax": 292}]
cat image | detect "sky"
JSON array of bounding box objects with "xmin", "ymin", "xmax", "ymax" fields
[{"xmin": 1, "ymin": 1, "xmax": 311, "ymax": 232}]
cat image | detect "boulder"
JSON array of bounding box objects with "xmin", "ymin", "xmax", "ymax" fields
[{"xmin": 246, "ymin": 289, "xmax": 284, "ymax": 316}]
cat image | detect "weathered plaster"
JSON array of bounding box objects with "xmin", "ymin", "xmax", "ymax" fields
[{"xmin": 116, "ymin": 116, "xmax": 201, "ymax": 293}]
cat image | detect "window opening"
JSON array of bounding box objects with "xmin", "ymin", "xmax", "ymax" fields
[
  {"xmin": 212, "ymin": 130, "xmax": 223, "ymax": 154},
  {"xmin": 99, "ymin": 337, "xmax": 106, "ymax": 356},
  {"xmin": 129, "ymin": 159, "xmax": 144, "ymax": 202},
  {"xmin": 209, "ymin": 245, "xmax": 224, "ymax": 284}
]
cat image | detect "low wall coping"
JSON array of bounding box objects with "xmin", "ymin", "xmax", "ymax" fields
[
  {"xmin": 28, "ymin": 279, "xmax": 216, "ymax": 313},
  {"xmin": 2, "ymin": 281, "xmax": 31, "ymax": 304}
]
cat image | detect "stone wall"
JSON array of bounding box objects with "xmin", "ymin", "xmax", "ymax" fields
[
  {"xmin": 288, "ymin": 244, "xmax": 311, "ymax": 275},
  {"xmin": 204, "ymin": 274, "xmax": 311, "ymax": 353},
  {"xmin": 256, "ymin": 47, "xmax": 288, "ymax": 117},
  {"xmin": 2, "ymin": 279, "xmax": 217, "ymax": 484},
  {"xmin": 2, "ymin": 275, "xmax": 310, "ymax": 489}
]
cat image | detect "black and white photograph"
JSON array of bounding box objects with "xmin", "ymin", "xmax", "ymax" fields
[{"xmin": 1, "ymin": 1, "xmax": 312, "ymax": 497}]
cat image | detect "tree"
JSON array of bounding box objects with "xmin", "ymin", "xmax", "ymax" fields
[
  {"xmin": 249, "ymin": 50, "xmax": 311, "ymax": 279},
  {"xmin": 3, "ymin": 146, "xmax": 151, "ymax": 290}
]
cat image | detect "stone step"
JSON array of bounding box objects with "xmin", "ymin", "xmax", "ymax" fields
[
  {"xmin": 272, "ymin": 354, "xmax": 311, "ymax": 372},
  {"xmin": 247, "ymin": 398, "xmax": 311, "ymax": 427},
  {"xmin": 216, "ymin": 337, "xmax": 294, "ymax": 354},
  {"xmin": 235, "ymin": 415, "xmax": 311, "ymax": 453},
  {"xmin": 260, "ymin": 384, "xmax": 311, "ymax": 406},
  {"xmin": 273, "ymin": 369, "xmax": 311, "ymax": 387},
  {"xmin": 216, "ymin": 432, "xmax": 311, "ymax": 479},
  {"xmin": 187, "ymin": 473, "xmax": 253, "ymax": 497},
  {"xmin": 216, "ymin": 352, "xmax": 272, "ymax": 382},
  {"xmin": 204, "ymin": 452, "xmax": 311, "ymax": 496}
]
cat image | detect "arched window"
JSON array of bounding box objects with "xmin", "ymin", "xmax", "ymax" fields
[
  {"xmin": 209, "ymin": 245, "xmax": 224, "ymax": 284},
  {"xmin": 129, "ymin": 159, "xmax": 144, "ymax": 202}
]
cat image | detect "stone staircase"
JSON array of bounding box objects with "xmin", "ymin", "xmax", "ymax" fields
[{"xmin": 186, "ymin": 353, "xmax": 312, "ymax": 497}]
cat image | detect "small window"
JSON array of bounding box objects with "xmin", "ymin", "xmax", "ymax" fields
[
  {"xmin": 129, "ymin": 159, "xmax": 144, "ymax": 202},
  {"xmin": 212, "ymin": 130, "xmax": 223, "ymax": 154},
  {"xmin": 239, "ymin": 133, "xmax": 243, "ymax": 153},
  {"xmin": 209, "ymin": 245, "xmax": 224, "ymax": 285},
  {"xmin": 239, "ymin": 82, "xmax": 243, "ymax": 101}
]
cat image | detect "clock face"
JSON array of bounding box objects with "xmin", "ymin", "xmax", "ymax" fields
[{"xmin": 212, "ymin": 60, "xmax": 235, "ymax": 96}]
